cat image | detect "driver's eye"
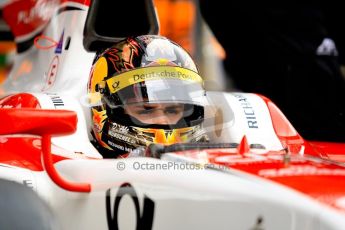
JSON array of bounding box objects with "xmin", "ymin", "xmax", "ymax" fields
[
  {"xmin": 137, "ymin": 109, "xmax": 154, "ymax": 115},
  {"xmin": 164, "ymin": 109, "xmax": 180, "ymax": 114}
]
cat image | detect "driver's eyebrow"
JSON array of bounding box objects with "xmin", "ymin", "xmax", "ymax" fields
[
  {"xmin": 165, "ymin": 105, "xmax": 184, "ymax": 110},
  {"xmin": 134, "ymin": 104, "xmax": 157, "ymax": 109},
  {"xmin": 133, "ymin": 104, "xmax": 183, "ymax": 110}
]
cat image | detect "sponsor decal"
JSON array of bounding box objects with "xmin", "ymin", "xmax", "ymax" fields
[
  {"xmin": 0, "ymin": 105, "xmax": 13, "ymax": 108},
  {"xmin": 234, "ymin": 94, "xmax": 258, "ymax": 128},
  {"xmin": 106, "ymin": 183, "xmax": 155, "ymax": 230},
  {"xmin": 3, "ymin": 0, "xmax": 59, "ymax": 37},
  {"xmin": 42, "ymin": 56, "xmax": 59, "ymax": 91},
  {"xmin": 23, "ymin": 179, "xmax": 35, "ymax": 189},
  {"xmin": 54, "ymin": 30, "xmax": 64, "ymax": 54},
  {"xmin": 106, "ymin": 66, "xmax": 202, "ymax": 94},
  {"xmin": 108, "ymin": 131, "xmax": 135, "ymax": 144},
  {"xmin": 110, "ymin": 123, "xmax": 129, "ymax": 134},
  {"xmin": 259, "ymin": 165, "xmax": 345, "ymax": 178},
  {"xmin": 48, "ymin": 94, "xmax": 64, "ymax": 108},
  {"xmin": 107, "ymin": 140, "xmax": 126, "ymax": 151},
  {"xmin": 17, "ymin": 0, "xmax": 59, "ymax": 25},
  {"xmin": 111, "ymin": 81, "xmax": 120, "ymax": 90},
  {"xmin": 0, "ymin": 93, "xmax": 40, "ymax": 108}
]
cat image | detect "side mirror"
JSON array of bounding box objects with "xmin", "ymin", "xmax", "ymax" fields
[
  {"xmin": 0, "ymin": 108, "xmax": 91, "ymax": 193},
  {"xmin": 0, "ymin": 108, "xmax": 77, "ymax": 136}
]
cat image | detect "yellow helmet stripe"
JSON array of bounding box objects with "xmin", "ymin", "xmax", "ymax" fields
[{"xmin": 105, "ymin": 66, "xmax": 203, "ymax": 94}]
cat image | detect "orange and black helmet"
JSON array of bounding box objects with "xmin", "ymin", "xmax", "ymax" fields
[{"xmin": 88, "ymin": 35, "xmax": 208, "ymax": 158}]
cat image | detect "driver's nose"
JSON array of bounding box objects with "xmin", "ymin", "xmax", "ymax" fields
[{"xmin": 150, "ymin": 111, "xmax": 171, "ymax": 125}]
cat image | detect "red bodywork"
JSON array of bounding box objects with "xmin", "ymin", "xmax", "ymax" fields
[
  {"xmin": 0, "ymin": 93, "xmax": 91, "ymax": 192},
  {"xmin": 2, "ymin": 0, "xmax": 90, "ymax": 38}
]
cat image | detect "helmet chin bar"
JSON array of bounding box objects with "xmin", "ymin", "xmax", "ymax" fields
[{"xmin": 104, "ymin": 119, "xmax": 207, "ymax": 154}]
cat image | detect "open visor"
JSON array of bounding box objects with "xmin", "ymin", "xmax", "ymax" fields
[{"xmin": 104, "ymin": 66, "xmax": 205, "ymax": 107}]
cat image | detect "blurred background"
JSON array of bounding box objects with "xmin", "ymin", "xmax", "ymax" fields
[
  {"xmin": 0, "ymin": 0, "xmax": 230, "ymax": 89},
  {"xmin": 0, "ymin": 0, "xmax": 15, "ymax": 84}
]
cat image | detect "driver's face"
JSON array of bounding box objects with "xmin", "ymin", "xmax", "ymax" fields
[{"xmin": 124, "ymin": 102, "xmax": 184, "ymax": 125}]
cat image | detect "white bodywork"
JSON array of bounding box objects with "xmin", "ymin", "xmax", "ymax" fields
[
  {"xmin": 1, "ymin": 155, "xmax": 345, "ymax": 230},
  {"xmin": 1, "ymin": 1, "xmax": 345, "ymax": 229}
]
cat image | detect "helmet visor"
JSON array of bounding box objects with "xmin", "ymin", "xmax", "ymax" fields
[
  {"xmin": 104, "ymin": 66, "xmax": 205, "ymax": 106},
  {"xmin": 103, "ymin": 66, "xmax": 205, "ymax": 127}
]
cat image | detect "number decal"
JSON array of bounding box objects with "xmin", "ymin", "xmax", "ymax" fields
[{"xmin": 106, "ymin": 183, "xmax": 155, "ymax": 230}]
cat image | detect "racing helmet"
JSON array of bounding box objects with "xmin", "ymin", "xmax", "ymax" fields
[{"xmin": 88, "ymin": 35, "xmax": 208, "ymax": 158}]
